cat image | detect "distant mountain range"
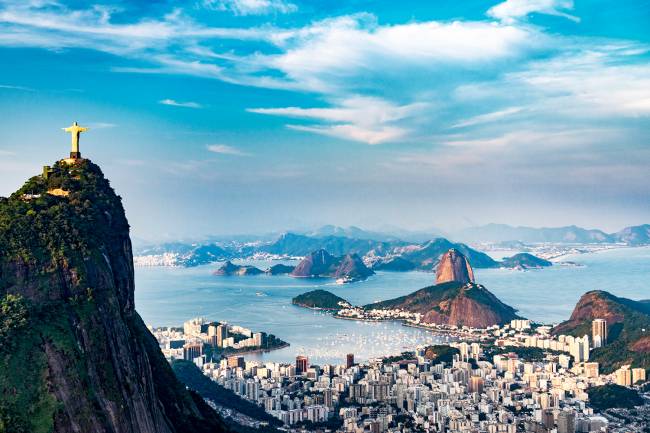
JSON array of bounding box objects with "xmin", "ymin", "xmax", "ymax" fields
[
  {"xmin": 133, "ymin": 222, "xmax": 650, "ymax": 269},
  {"xmin": 455, "ymin": 223, "xmax": 650, "ymax": 245},
  {"xmin": 134, "ymin": 231, "xmax": 503, "ymax": 271}
]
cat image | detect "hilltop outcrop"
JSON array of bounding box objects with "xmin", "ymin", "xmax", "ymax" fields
[
  {"xmin": 553, "ymin": 290, "xmax": 650, "ymax": 372},
  {"xmin": 0, "ymin": 160, "xmax": 227, "ymax": 433},
  {"xmin": 365, "ymin": 281, "xmax": 518, "ymax": 328},
  {"xmin": 435, "ymin": 249, "xmax": 475, "ymax": 284}
]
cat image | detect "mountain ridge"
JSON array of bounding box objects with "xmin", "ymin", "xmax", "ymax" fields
[
  {"xmin": 365, "ymin": 281, "xmax": 519, "ymax": 328},
  {"xmin": 456, "ymin": 223, "xmax": 650, "ymax": 245},
  {"xmin": 553, "ymin": 290, "xmax": 650, "ymax": 373}
]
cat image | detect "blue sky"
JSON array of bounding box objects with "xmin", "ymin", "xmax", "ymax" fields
[{"xmin": 0, "ymin": 0, "xmax": 649, "ymax": 240}]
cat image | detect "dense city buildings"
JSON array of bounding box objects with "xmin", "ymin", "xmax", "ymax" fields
[
  {"xmin": 151, "ymin": 317, "xmax": 287, "ymax": 362},
  {"xmin": 153, "ymin": 317, "xmax": 649, "ymax": 433}
]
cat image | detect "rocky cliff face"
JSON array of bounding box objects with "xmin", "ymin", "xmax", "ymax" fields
[
  {"xmin": 435, "ymin": 249, "xmax": 475, "ymax": 285},
  {"xmin": 0, "ymin": 160, "xmax": 226, "ymax": 433},
  {"xmin": 290, "ymin": 249, "xmax": 374, "ymax": 281},
  {"xmin": 366, "ymin": 281, "xmax": 518, "ymax": 328},
  {"xmin": 333, "ymin": 253, "xmax": 374, "ymax": 280}
]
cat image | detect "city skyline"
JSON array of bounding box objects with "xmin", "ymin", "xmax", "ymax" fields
[{"xmin": 0, "ymin": 0, "xmax": 649, "ymax": 239}]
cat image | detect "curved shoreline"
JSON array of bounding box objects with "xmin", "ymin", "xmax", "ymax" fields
[
  {"xmin": 221, "ymin": 342, "xmax": 291, "ymax": 357},
  {"xmin": 291, "ymin": 302, "xmax": 341, "ymax": 311}
]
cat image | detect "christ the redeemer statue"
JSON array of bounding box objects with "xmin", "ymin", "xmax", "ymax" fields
[{"xmin": 62, "ymin": 121, "xmax": 88, "ymax": 159}]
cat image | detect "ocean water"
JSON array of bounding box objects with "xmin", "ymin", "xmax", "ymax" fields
[{"xmin": 134, "ymin": 247, "xmax": 650, "ymax": 364}]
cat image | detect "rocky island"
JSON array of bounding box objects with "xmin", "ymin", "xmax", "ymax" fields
[
  {"xmin": 500, "ymin": 252, "xmax": 552, "ymax": 269},
  {"xmin": 213, "ymin": 260, "xmax": 264, "ymax": 275},
  {"xmin": 290, "ymin": 249, "xmax": 374, "ymax": 282},
  {"xmin": 292, "ymin": 289, "xmax": 351, "ymax": 310},
  {"xmin": 266, "ymin": 263, "xmax": 295, "ymax": 275}
]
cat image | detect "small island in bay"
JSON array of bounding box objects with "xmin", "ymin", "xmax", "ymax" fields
[
  {"xmin": 290, "ymin": 249, "xmax": 374, "ymax": 283},
  {"xmin": 213, "ymin": 260, "xmax": 264, "ymax": 276},
  {"xmin": 266, "ymin": 263, "xmax": 295, "ymax": 275},
  {"xmin": 500, "ymin": 252, "xmax": 552, "ymax": 269},
  {"xmin": 292, "ymin": 289, "xmax": 351, "ymax": 310}
]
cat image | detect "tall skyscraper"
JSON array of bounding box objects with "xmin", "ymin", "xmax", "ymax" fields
[
  {"xmin": 468, "ymin": 376, "xmax": 484, "ymax": 394},
  {"xmin": 557, "ymin": 411, "xmax": 576, "ymax": 433},
  {"xmin": 323, "ymin": 389, "xmax": 333, "ymax": 408},
  {"xmin": 616, "ymin": 366, "xmax": 632, "ymax": 386},
  {"xmin": 584, "ymin": 362, "xmax": 599, "ymax": 378},
  {"xmin": 570, "ymin": 336, "xmax": 590, "ymax": 363},
  {"xmin": 296, "ymin": 355, "xmax": 309, "ymax": 374},
  {"xmin": 592, "ymin": 319, "xmax": 607, "ymax": 348},
  {"xmin": 227, "ymin": 355, "xmax": 245, "ymax": 369},
  {"xmin": 183, "ymin": 343, "xmax": 203, "ymax": 361},
  {"xmin": 216, "ymin": 324, "xmax": 228, "ymax": 347},
  {"xmin": 346, "ymin": 353, "xmax": 355, "ymax": 369},
  {"xmin": 541, "ymin": 409, "xmax": 555, "ymax": 429},
  {"xmin": 632, "ymin": 368, "xmax": 646, "ymax": 384}
]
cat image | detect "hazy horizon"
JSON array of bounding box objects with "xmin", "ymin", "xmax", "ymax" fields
[{"xmin": 1, "ymin": 0, "xmax": 649, "ymax": 240}]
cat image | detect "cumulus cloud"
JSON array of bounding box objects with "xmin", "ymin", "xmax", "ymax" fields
[
  {"xmin": 487, "ymin": 0, "xmax": 579, "ymax": 23},
  {"xmin": 159, "ymin": 98, "xmax": 203, "ymax": 108},
  {"xmin": 203, "ymin": 0, "xmax": 297, "ymax": 15},
  {"xmin": 259, "ymin": 14, "xmax": 543, "ymax": 93}
]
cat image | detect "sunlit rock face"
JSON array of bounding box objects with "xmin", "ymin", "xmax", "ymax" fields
[{"xmin": 435, "ymin": 249, "xmax": 475, "ymax": 285}]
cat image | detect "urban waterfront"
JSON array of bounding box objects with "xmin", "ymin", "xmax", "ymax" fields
[{"xmin": 135, "ymin": 246, "xmax": 650, "ymax": 365}]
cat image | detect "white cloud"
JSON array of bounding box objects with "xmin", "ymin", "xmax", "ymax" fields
[
  {"xmin": 249, "ymin": 96, "xmax": 427, "ymax": 144},
  {"xmin": 87, "ymin": 122, "xmax": 117, "ymax": 129},
  {"xmin": 206, "ymin": 144, "xmax": 250, "ymax": 156},
  {"xmin": 288, "ymin": 124, "xmax": 407, "ymax": 145},
  {"xmin": 487, "ymin": 0, "xmax": 579, "ymax": 23},
  {"xmin": 203, "ymin": 0, "xmax": 297, "ymax": 15},
  {"xmin": 159, "ymin": 98, "xmax": 203, "ymax": 108},
  {"xmin": 259, "ymin": 15, "xmax": 543, "ymax": 93},
  {"xmin": 0, "ymin": 84, "xmax": 34, "ymax": 91},
  {"xmin": 507, "ymin": 50, "xmax": 650, "ymax": 117},
  {"xmin": 451, "ymin": 107, "xmax": 524, "ymax": 128},
  {"xmin": 0, "ymin": 0, "xmax": 648, "ymax": 152}
]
